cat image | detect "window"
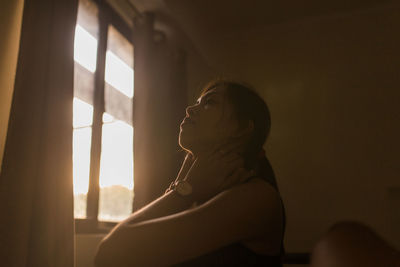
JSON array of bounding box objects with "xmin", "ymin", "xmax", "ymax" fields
[{"xmin": 73, "ymin": 0, "xmax": 134, "ymax": 232}]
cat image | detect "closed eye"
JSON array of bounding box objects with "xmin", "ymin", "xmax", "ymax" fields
[
  {"xmin": 195, "ymin": 97, "xmax": 214, "ymax": 105},
  {"xmin": 204, "ymin": 98, "xmax": 215, "ymax": 104},
  {"xmin": 195, "ymin": 91, "xmax": 219, "ymax": 106}
]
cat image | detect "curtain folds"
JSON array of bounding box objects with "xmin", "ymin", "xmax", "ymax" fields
[
  {"xmin": 132, "ymin": 13, "xmax": 188, "ymax": 211},
  {"xmin": 0, "ymin": 0, "xmax": 78, "ymax": 266}
]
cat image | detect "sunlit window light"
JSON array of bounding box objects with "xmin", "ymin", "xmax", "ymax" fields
[
  {"xmin": 73, "ymin": 127, "xmax": 92, "ymax": 196},
  {"xmin": 73, "ymin": 97, "xmax": 93, "ymax": 128},
  {"xmin": 102, "ymin": 112, "xmax": 114, "ymax": 123},
  {"xmin": 74, "ymin": 24, "xmax": 133, "ymax": 98},
  {"xmin": 105, "ymin": 51, "xmax": 134, "ymax": 98},
  {"xmin": 73, "ymin": 22, "xmax": 134, "ymax": 220},
  {"xmin": 74, "ymin": 24, "xmax": 98, "ymax": 73},
  {"xmin": 73, "ymin": 97, "xmax": 133, "ymax": 194},
  {"xmin": 98, "ymin": 117, "xmax": 134, "ymax": 222},
  {"xmin": 73, "ymin": 97, "xmax": 93, "ymax": 198},
  {"xmin": 99, "ymin": 120, "xmax": 134, "ymax": 190}
]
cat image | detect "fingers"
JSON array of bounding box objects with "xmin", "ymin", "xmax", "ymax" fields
[{"xmin": 175, "ymin": 154, "xmax": 196, "ymax": 182}]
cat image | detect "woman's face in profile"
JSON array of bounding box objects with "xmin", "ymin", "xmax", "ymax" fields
[{"xmin": 179, "ymin": 87, "xmax": 239, "ymax": 155}]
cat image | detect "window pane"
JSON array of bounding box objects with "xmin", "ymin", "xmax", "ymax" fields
[
  {"xmin": 98, "ymin": 119, "xmax": 134, "ymax": 221},
  {"xmin": 73, "ymin": 127, "xmax": 92, "ymax": 218},
  {"xmin": 74, "ymin": 25, "xmax": 98, "ymax": 73},
  {"xmin": 73, "ymin": 0, "xmax": 98, "ymax": 105},
  {"xmin": 74, "ymin": 63, "xmax": 95, "ymax": 106},
  {"xmin": 105, "ymin": 51, "xmax": 133, "ymax": 98},
  {"xmin": 73, "ymin": 98, "xmax": 93, "ymax": 218},
  {"xmin": 73, "ymin": 0, "xmax": 135, "ymax": 222},
  {"xmin": 100, "ymin": 25, "xmax": 134, "ymax": 221},
  {"xmin": 107, "ymin": 24, "xmax": 133, "ymax": 69},
  {"xmin": 104, "ymin": 25, "xmax": 133, "ymax": 126},
  {"xmin": 73, "ymin": 97, "xmax": 93, "ymax": 128},
  {"xmin": 73, "ymin": 0, "xmax": 98, "ymax": 219}
]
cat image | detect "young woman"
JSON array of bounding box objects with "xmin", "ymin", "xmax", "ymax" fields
[{"xmin": 94, "ymin": 80, "xmax": 285, "ymax": 266}]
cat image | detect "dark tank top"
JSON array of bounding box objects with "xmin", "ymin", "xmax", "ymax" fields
[{"xmin": 174, "ymin": 156, "xmax": 286, "ymax": 267}]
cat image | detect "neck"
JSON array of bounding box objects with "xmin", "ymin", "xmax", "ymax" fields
[{"xmin": 188, "ymin": 144, "xmax": 215, "ymax": 160}]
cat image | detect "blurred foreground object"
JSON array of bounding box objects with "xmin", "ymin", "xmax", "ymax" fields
[{"xmin": 311, "ymin": 221, "xmax": 400, "ymax": 267}]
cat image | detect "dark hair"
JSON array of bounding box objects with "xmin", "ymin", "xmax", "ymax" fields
[
  {"xmin": 201, "ymin": 80, "xmax": 284, "ymax": 251},
  {"xmin": 200, "ymin": 79, "xmax": 272, "ymax": 171}
]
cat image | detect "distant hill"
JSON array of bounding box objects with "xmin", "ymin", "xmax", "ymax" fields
[{"xmin": 74, "ymin": 185, "xmax": 134, "ymax": 222}]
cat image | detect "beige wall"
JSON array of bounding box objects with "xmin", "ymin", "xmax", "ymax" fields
[
  {"xmin": 76, "ymin": 234, "xmax": 105, "ymax": 267},
  {"xmin": 187, "ymin": 3, "xmax": 400, "ymax": 252},
  {"xmin": 0, "ymin": 0, "xmax": 24, "ymax": 172}
]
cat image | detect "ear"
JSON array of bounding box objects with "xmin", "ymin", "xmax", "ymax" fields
[{"xmin": 232, "ymin": 120, "xmax": 254, "ymax": 139}]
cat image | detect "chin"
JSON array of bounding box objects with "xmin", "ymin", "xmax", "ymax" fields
[
  {"xmin": 178, "ymin": 131, "xmax": 193, "ymax": 153},
  {"xmin": 179, "ymin": 128, "xmax": 220, "ymax": 155},
  {"xmin": 179, "ymin": 130, "xmax": 205, "ymax": 155}
]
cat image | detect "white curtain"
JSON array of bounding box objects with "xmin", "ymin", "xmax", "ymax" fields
[{"xmin": 0, "ymin": 0, "xmax": 78, "ymax": 266}]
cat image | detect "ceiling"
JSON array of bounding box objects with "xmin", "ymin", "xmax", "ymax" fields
[{"xmin": 108, "ymin": 0, "xmax": 395, "ymax": 65}]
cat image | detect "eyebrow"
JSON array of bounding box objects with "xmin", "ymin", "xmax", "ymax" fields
[{"xmin": 198, "ymin": 91, "xmax": 219, "ymax": 101}]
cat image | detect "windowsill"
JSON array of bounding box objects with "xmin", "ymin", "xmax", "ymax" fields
[{"xmin": 75, "ymin": 218, "xmax": 117, "ymax": 234}]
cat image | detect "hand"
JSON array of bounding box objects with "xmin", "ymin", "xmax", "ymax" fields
[
  {"xmin": 166, "ymin": 154, "xmax": 195, "ymax": 194},
  {"xmin": 175, "ymin": 153, "xmax": 195, "ymax": 183},
  {"xmin": 184, "ymin": 141, "xmax": 255, "ymax": 202}
]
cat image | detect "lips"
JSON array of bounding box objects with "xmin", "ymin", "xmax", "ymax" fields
[{"xmin": 181, "ymin": 117, "xmax": 195, "ymax": 125}]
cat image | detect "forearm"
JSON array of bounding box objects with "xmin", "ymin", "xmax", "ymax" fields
[
  {"xmin": 118, "ymin": 155, "xmax": 197, "ymax": 226},
  {"xmin": 95, "ymin": 180, "xmax": 275, "ymax": 267},
  {"xmin": 95, "ymin": 190, "xmax": 196, "ymax": 267},
  {"xmin": 119, "ymin": 189, "xmax": 195, "ymax": 226}
]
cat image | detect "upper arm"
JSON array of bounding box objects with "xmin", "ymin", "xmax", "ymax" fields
[{"xmin": 95, "ymin": 180, "xmax": 283, "ymax": 267}]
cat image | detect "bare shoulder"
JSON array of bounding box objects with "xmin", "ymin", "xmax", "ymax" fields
[
  {"xmin": 202, "ymin": 176, "xmax": 282, "ymax": 207},
  {"xmin": 217, "ymin": 177, "xmax": 282, "ymax": 209},
  {"xmin": 195, "ymin": 177, "xmax": 283, "ymax": 235}
]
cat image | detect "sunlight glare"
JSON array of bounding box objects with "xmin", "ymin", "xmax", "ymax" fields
[
  {"xmin": 102, "ymin": 112, "xmax": 114, "ymax": 123},
  {"xmin": 105, "ymin": 51, "xmax": 134, "ymax": 98},
  {"xmin": 99, "ymin": 120, "xmax": 134, "ymax": 190},
  {"xmin": 73, "ymin": 23, "xmax": 134, "ymax": 220},
  {"xmin": 74, "ymin": 24, "xmax": 98, "ymax": 73},
  {"xmin": 73, "ymin": 97, "xmax": 134, "ymax": 196},
  {"xmin": 73, "ymin": 127, "xmax": 92, "ymax": 195},
  {"xmin": 73, "ymin": 97, "xmax": 93, "ymax": 128},
  {"xmin": 73, "ymin": 97, "xmax": 93, "ymax": 195}
]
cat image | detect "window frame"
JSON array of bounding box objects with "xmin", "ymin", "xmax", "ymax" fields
[{"xmin": 75, "ymin": 0, "xmax": 134, "ymax": 234}]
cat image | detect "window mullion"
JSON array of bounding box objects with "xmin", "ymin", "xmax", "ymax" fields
[{"xmin": 86, "ymin": 4, "xmax": 108, "ymax": 222}]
